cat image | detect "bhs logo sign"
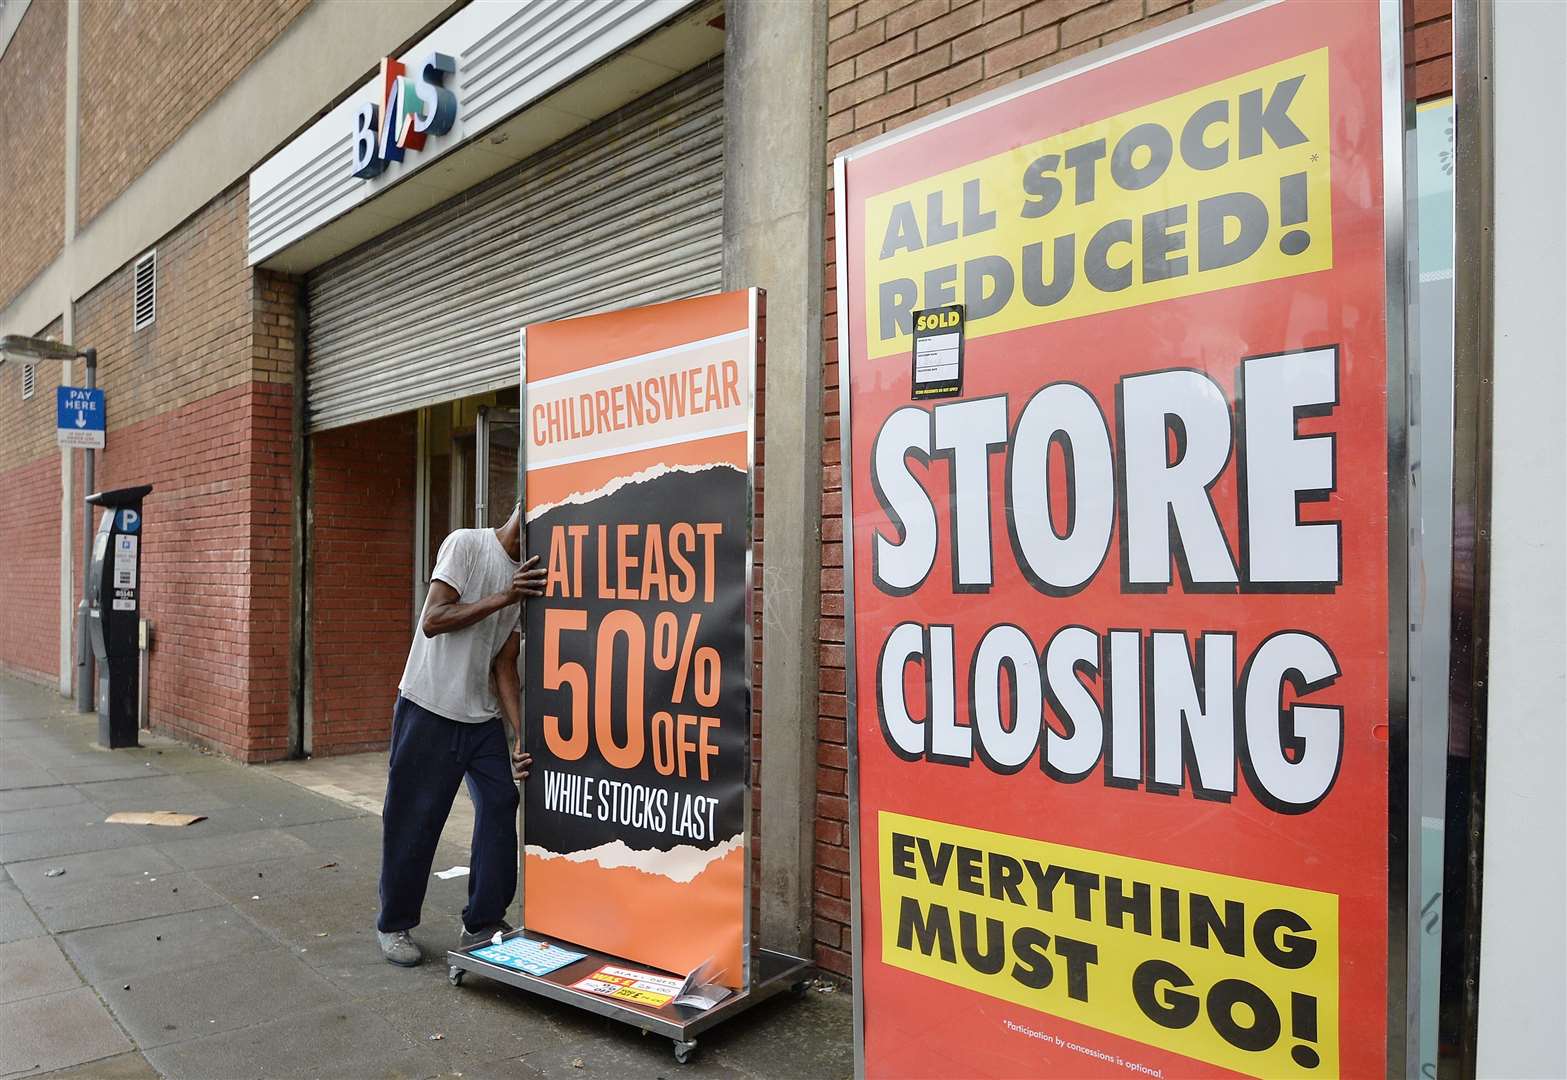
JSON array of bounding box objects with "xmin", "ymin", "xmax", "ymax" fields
[{"xmin": 352, "ymin": 52, "xmax": 457, "ymax": 179}]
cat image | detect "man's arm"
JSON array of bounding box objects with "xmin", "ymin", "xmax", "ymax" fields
[
  {"xmin": 421, "ymin": 555, "xmax": 546, "ymax": 637},
  {"xmin": 493, "ymin": 630, "xmax": 532, "ymax": 781}
]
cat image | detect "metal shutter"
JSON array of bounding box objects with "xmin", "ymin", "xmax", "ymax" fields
[{"xmin": 304, "ymin": 62, "xmax": 723, "ymax": 433}]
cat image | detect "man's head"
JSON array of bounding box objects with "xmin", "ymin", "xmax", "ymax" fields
[{"xmin": 496, "ymin": 499, "xmax": 524, "ymax": 559}]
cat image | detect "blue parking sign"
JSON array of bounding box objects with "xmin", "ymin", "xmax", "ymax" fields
[{"xmin": 57, "ymin": 386, "xmax": 106, "ymax": 449}]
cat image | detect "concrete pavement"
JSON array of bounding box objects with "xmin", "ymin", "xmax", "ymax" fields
[{"xmin": 0, "ymin": 674, "xmax": 850, "ymax": 1079}]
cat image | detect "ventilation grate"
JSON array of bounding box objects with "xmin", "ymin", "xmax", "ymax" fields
[
  {"xmin": 22, "ymin": 363, "xmax": 35, "ymax": 400},
  {"xmin": 134, "ymin": 251, "xmax": 156, "ymax": 330}
]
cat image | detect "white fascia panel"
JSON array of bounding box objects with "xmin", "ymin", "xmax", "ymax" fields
[{"xmin": 247, "ymin": 0, "xmax": 695, "ymax": 266}]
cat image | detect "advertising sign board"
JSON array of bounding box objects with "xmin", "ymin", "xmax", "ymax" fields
[
  {"xmin": 834, "ymin": 2, "xmax": 1408, "ymax": 1076},
  {"xmin": 521, "ymin": 290, "xmax": 760, "ymax": 990}
]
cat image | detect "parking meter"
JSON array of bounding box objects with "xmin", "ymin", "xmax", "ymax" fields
[{"xmin": 86, "ymin": 484, "xmax": 152, "ymax": 748}]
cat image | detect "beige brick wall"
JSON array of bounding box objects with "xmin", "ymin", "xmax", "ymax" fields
[
  {"xmin": 76, "ymin": 0, "xmax": 311, "ymax": 229},
  {"xmin": 0, "ymin": 0, "xmax": 66, "ymax": 309}
]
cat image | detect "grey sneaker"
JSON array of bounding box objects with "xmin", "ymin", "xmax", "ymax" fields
[
  {"xmin": 459, "ymin": 920, "xmax": 514, "ymax": 949},
  {"xmin": 377, "ymin": 929, "xmax": 422, "ymax": 967}
]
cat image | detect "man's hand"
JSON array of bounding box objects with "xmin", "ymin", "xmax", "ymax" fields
[
  {"xmin": 512, "ymin": 746, "xmax": 533, "ymax": 782},
  {"xmin": 508, "ymin": 554, "xmax": 548, "ymax": 601}
]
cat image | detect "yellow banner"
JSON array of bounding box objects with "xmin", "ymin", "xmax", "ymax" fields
[
  {"xmin": 862, "ymin": 49, "xmax": 1332, "ymax": 359},
  {"xmin": 878, "ymin": 812, "xmax": 1340, "ymax": 1077}
]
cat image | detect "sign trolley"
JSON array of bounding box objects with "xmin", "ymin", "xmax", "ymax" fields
[
  {"xmin": 446, "ymin": 289, "xmax": 810, "ymax": 1063},
  {"xmin": 835, "ymin": 2, "xmax": 1412, "ymax": 1077}
]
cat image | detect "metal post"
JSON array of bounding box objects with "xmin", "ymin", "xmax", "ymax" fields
[{"xmin": 74, "ymin": 347, "xmax": 97, "ymax": 713}]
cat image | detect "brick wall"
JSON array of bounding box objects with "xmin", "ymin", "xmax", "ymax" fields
[
  {"xmin": 308, "ymin": 413, "xmax": 418, "ymax": 757},
  {"xmin": 0, "ymin": 0, "xmax": 66, "ymax": 309},
  {"xmin": 0, "ymin": 313, "xmax": 65, "ymax": 686},
  {"xmin": 69, "ymin": 381, "xmax": 294, "ymax": 759},
  {"xmin": 0, "ymin": 455, "xmax": 63, "ymax": 683},
  {"xmin": 9, "ymin": 182, "xmax": 304, "ymax": 760},
  {"xmin": 73, "ymin": 186, "xmax": 287, "ymax": 435},
  {"xmin": 1408, "ymin": 0, "xmax": 1454, "ymax": 101},
  {"xmin": 76, "ymin": 0, "xmax": 311, "ymax": 229},
  {"xmin": 815, "ymin": 0, "xmax": 1454, "ymax": 980}
]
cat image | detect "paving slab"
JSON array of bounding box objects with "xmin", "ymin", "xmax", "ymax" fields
[
  {"xmin": 0, "ymin": 672, "xmax": 854, "ymax": 1079},
  {"xmin": 141, "ymin": 1002, "xmax": 447, "ymax": 1080},
  {"xmin": 72, "ymin": 773, "xmax": 237, "ymax": 815},
  {"xmin": 0, "ymin": 987, "xmax": 133, "ymax": 1077},
  {"xmin": 60, "ymin": 905, "xmax": 278, "ymax": 985},
  {"xmin": 34, "ymin": 1050, "xmax": 161, "ymax": 1079},
  {"xmin": 158, "ymin": 826, "xmax": 314, "ymax": 872},
  {"xmin": 298, "ymin": 931, "xmax": 461, "ymax": 998},
  {"xmin": 0, "ymin": 784, "xmax": 87, "ymax": 813},
  {"xmin": 0, "ymin": 717, "xmax": 52, "ymax": 732},
  {"xmin": 0, "ymin": 801, "xmax": 116, "ymax": 835},
  {"xmin": 41, "ymin": 759, "xmax": 174, "ymax": 785},
  {"xmin": 90, "ymin": 738, "xmax": 235, "ymax": 776},
  {"xmin": 194, "ymin": 851, "xmax": 375, "ymax": 904},
  {"xmin": 97, "ymin": 948, "xmax": 346, "ymax": 1048},
  {"xmin": 234, "ymin": 875, "xmax": 382, "ymax": 941},
  {"xmin": 0, "ymin": 733, "xmax": 121, "ymax": 764},
  {"xmin": 0, "ymin": 821, "xmax": 167, "ymax": 863},
  {"xmin": 0, "ymin": 936, "xmax": 82, "ymax": 1005},
  {"xmin": 1, "ymin": 806, "xmax": 295, "ymax": 864},
  {"xmin": 189, "ymin": 787, "xmax": 369, "ymax": 829},
  {"xmin": 27, "ymin": 868, "xmax": 228, "ymax": 933},
  {"xmin": 345, "ymin": 982, "xmax": 573, "ymax": 1076},
  {"xmin": 0, "ymin": 678, "xmax": 72, "ymax": 714},
  {"xmin": 698, "ymin": 986, "xmax": 854, "ymax": 1078},
  {"xmin": 423, "ymin": 1053, "xmax": 548, "ymax": 1079},
  {"xmin": 0, "ymin": 890, "xmax": 46, "ymax": 943},
  {"xmin": 285, "ymin": 814, "xmax": 388, "ymax": 858},
  {"xmin": 7, "ymin": 846, "xmax": 181, "ymax": 894},
  {"xmin": 0, "ymin": 759, "xmax": 58, "ymax": 791},
  {"xmin": 533, "ymin": 1026, "xmax": 764, "ymax": 1079}
]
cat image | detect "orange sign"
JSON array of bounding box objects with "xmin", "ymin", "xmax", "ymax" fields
[{"xmin": 521, "ymin": 291, "xmax": 760, "ymax": 989}]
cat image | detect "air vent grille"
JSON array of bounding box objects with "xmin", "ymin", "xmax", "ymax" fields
[
  {"xmin": 22, "ymin": 363, "xmax": 35, "ymax": 400},
  {"xmin": 134, "ymin": 251, "xmax": 156, "ymax": 330}
]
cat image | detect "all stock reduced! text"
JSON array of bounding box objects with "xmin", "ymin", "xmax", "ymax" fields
[{"xmin": 862, "ymin": 50, "xmax": 1331, "ymax": 360}]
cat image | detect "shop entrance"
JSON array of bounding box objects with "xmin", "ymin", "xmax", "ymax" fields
[{"xmin": 414, "ymin": 391, "xmax": 522, "ymax": 619}]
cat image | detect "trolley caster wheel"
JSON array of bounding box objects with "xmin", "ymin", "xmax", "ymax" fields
[
  {"xmin": 673, "ymin": 1039, "xmax": 698, "ymax": 1064},
  {"xmin": 448, "ymin": 966, "xmax": 465, "ymax": 987}
]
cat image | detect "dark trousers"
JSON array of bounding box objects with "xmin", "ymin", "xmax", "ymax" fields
[{"xmin": 377, "ymin": 695, "xmax": 518, "ymax": 934}]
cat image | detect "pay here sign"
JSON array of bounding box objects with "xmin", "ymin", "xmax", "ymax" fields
[{"xmin": 835, "ymin": 2, "xmax": 1407, "ymax": 1077}]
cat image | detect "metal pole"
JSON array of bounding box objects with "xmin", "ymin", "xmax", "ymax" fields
[{"xmin": 75, "ymin": 347, "xmax": 97, "ymax": 713}]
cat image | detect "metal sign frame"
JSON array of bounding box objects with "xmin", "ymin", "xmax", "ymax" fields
[{"xmin": 832, "ymin": 1, "xmax": 1416, "ymax": 1075}]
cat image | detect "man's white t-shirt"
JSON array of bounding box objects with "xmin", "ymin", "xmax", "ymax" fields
[{"xmin": 399, "ymin": 528, "xmax": 521, "ymax": 723}]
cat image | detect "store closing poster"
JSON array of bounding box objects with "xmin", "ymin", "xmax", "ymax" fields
[
  {"xmin": 836, "ymin": 2, "xmax": 1401, "ymax": 1077},
  {"xmin": 521, "ymin": 291, "xmax": 758, "ymax": 989}
]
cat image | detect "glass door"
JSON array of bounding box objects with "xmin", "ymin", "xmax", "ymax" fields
[{"xmin": 475, "ymin": 406, "xmax": 521, "ymax": 529}]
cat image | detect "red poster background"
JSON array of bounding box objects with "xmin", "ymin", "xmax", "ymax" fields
[{"xmin": 840, "ymin": 3, "xmax": 1393, "ymax": 1077}]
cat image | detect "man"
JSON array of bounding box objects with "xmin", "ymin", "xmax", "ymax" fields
[{"xmin": 376, "ymin": 502, "xmax": 546, "ymax": 967}]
